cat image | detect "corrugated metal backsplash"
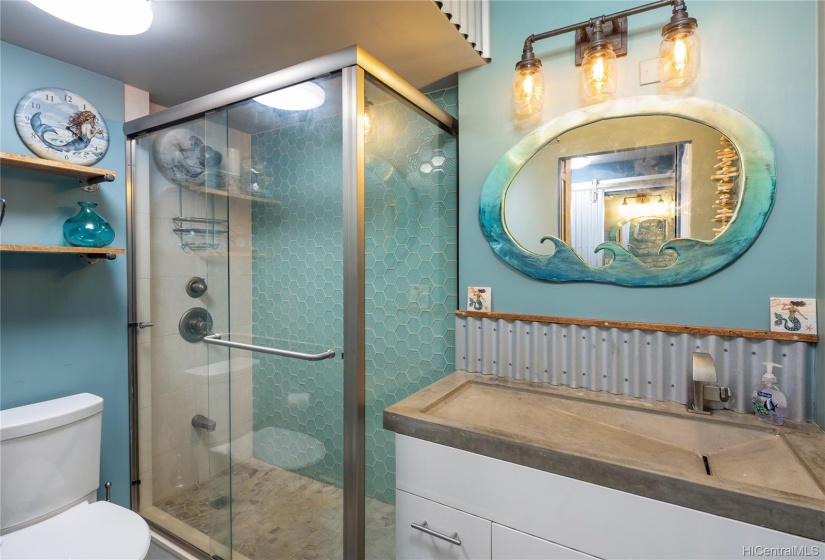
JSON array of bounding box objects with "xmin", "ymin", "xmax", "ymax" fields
[{"xmin": 456, "ymin": 316, "xmax": 814, "ymax": 421}]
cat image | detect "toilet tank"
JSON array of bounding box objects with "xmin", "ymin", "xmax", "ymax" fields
[{"xmin": 0, "ymin": 393, "xmax": 103, "ymax": 534}]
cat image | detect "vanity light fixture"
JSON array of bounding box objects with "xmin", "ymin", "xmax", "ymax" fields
[
  {"xmin": 513, "ymin": 0, "xmax": 700, "ymax": 113},
  {"xmin": 27, "ymin": 0, "xmax": 153, "ymax": 35},
  {"xmin": 622, "ymin": 194, "xmax": 650, "ymax": 206}
]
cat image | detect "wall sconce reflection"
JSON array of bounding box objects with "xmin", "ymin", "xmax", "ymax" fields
[
  {"xmin": 364, "ymin": 100, "xmax": 377, "ymax": 143},
  {"xmin": 513, "ymin": 0, "xmax": 700, "ymax": 113}
]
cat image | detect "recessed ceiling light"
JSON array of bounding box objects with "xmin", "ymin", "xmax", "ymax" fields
[
  {"xmin": 254, "ymin": 82, "xmax": 326, "ymax": 111},
  {"xmin": 27, "ymin": 0, "xmax": 153, "ymax": 36}
]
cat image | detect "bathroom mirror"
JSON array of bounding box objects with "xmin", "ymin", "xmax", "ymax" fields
[{"xmin": 480, "ymin": 96, "xmax": 776, "ymax": 285}]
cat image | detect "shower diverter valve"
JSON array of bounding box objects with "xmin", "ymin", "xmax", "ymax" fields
[{"xmin": 179, "ymin": 307, "xmax": 214, "ymax": 342}]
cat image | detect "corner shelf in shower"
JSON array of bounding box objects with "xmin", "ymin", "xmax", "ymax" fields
[
  {"xmin": 188, "ymin": 185, "xmax": 281, "ymax": 205},
  {"xmin": 0, "ymin": 152, "xmax": 116, "ymax": 191}
]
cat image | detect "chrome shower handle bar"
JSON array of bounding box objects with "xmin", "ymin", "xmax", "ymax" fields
[{"xmin": 202, "ymin": 333, "xmax": 336, "ymax": 361}]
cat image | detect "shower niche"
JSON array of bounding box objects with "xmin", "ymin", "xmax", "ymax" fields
[{"xmin": 127, "ymin": 47, "xmax": 457, "ymax": 560}]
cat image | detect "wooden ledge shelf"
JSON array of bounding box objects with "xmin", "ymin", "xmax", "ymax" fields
[
  {"xmin": 1, "ymin": 245, "xmax": 124, "ymax": 255},
  {"xmin": 1, "ymin": 152, "xmax": 115, "ymax": 191},
  {"xmin": 1, "ymin": 151, "xmax": 115, "ymax": 180},
  {"xmin": 456, "ymin": 310, "xmax": 818, "ymax": 343},
  {"xmin": 1, "ymin": 245, "xmax": 124, "ymax": 265}
]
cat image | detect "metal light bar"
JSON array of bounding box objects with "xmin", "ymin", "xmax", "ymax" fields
[{"xmin": 518, "ymin": 0, "xmax": 690, "ymax": 66}]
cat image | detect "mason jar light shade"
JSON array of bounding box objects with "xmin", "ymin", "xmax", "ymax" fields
[
  {"xmin": 659, "ymin": 27, "xmax": 700, "ymax": 87},
  {"xmin": 513, "ymin": 63, "xmax": 545, "ymax": 115},
  {"xmin": 581, "ymin": 44, "xmax": 617, "ymax": 103}
]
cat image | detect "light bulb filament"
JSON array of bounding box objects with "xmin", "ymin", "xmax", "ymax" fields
[{"xmin": 673, "ymin": 35, "xmax": 688, "ymax": 72}]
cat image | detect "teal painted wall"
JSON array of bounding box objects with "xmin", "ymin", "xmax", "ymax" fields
[
  {"xmin": 459, "ymin": 1, "xmax": 817, "ymax": 330},
  {"xmin": 0, "ymin": 42, "xmax": 130, "ymax": 507}
]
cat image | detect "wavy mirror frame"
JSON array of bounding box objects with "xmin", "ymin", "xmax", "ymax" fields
[{"xmin": 480, "ymin": 96, "xmax": 776, "ymax": 286}]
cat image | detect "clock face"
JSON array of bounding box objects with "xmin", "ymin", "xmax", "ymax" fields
[{"xmin": 14, "ymin": 87, "xmax": 109, "ymax": 165}]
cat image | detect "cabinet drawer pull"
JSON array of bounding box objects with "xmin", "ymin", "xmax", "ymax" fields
[{"xmin": 411, "ymin": 521, "xmax": 462, "ymax": 546}]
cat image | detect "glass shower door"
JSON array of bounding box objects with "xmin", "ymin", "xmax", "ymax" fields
[
  {"xmin": 201, "ymin": 74, "xmax": 346, "ymax": 560},
  {"xmin": 132, "ymin": 114, "xmax": 233, "ymax": 559},
  {"xmin": 130, "ymin": 58, "xmax": 456, "ymax": 559},
  {"xmin": 135, "ymin": 76, "xmax": 347, "ymax": 556}
]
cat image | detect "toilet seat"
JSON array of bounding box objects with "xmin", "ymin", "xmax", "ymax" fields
[{"xmin": 0, "ymin": 501, "xmax": 150, "ymax": 560}]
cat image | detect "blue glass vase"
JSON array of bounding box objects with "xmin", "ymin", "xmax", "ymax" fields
[{"xmin": 63, "ymin": 202, "xmax": 115, "ymax": 248}]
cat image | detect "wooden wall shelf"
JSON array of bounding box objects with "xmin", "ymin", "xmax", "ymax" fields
[
  {"xmin": 1, "ymin": 244, "xmax": 124, "ymax": 255},
  {"xmin": 456, "ymin": 310, "xmax": 818, "ymax": 343},
  {"xmin": 1, "ymin": 152, "xmax": 115, "ymax": 190}
]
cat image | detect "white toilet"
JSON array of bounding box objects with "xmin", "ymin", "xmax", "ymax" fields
[{"xmin": 0, "ymin": 393, "xmax": 150, "ymax": 559}]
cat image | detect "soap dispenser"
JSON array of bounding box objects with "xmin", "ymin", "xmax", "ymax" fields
[{"xmin": 751, "ymin": 362, "xmax": 787, "ymax": 425}]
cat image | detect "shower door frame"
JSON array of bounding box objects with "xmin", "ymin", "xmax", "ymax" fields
[{"xmin": 125, "ymin": 45, "xmax": 457, "ymax": 560}]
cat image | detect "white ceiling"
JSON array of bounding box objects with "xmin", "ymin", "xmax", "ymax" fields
[{"xmin": 0, "ymin": 0, "xmax": 485, "ymax": 108}]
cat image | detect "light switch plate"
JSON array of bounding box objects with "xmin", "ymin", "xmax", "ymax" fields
[{"xmin": 639, "ymin": 58, "xmax": 659, "ymax": 86}]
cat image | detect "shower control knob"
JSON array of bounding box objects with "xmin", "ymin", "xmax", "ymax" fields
[
  {"xmin": 189, "ymin": 318, "xmax": 208, "ymax": 335},
  {"xmin": 186, "ymin": 277, "xmax": 208, "ymax": 298}
]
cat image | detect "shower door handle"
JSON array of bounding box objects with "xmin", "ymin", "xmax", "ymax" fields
[{"xmin": 202, "ymin": 333, "xmax": 335, "ymax": 362}]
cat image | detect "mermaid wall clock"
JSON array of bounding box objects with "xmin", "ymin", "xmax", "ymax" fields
[{"xmin": 14, "ymin": 87, "xmax": 109, "ymax": 165}]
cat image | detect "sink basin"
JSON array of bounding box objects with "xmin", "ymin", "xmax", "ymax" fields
[
  {"xmin": 421, "ymin": 380, "xmax": 825, "ymax": 500},
  {"xmin": 385, "ymin": 371, "xmax": 825, "ymax": 542}
]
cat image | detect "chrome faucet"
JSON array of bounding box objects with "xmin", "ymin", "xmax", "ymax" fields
[{"xmin": 687, "ymin": 352, "xmax": 732, "ymax": 415}]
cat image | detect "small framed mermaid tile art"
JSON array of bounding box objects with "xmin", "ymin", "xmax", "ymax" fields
[
  {"xmin": 770, "ymin": 297, "xmax": 817, "ymax": 335},
  {"xmin": 467, "ymin": 287, "xmax": 491, "ymax": 312},
  {"xmin": 14, "ymin": 87, "xmax": 109, "ymax": 165}
]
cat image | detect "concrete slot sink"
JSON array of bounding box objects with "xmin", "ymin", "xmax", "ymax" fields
[
  {"xmin": 384, "ymin": 371, "xmax": 825, "ymax": 541},
  {"xmin": 424, "ymin": 381, "xmax": 824, "ymax": 499}
]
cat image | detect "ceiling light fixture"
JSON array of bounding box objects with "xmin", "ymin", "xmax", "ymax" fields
[
  {"xmin": 254, "ymin": 82, "xmax": 326, "ymax": 111},
  {"xmin": 27, "ymin": 0, "xmax": 153, "ymax": 36},
  {"xmin": 513, "ymin": 0, "xmax": 700, "ymax": 114}
]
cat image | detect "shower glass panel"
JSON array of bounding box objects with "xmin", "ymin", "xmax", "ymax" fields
[
  {"xmin": 131, "ymin": 114, "xmax": 233, "ymax": 559},
  {"xmin": 129, "ymin": 49, "xmax": 458, "ymax": 560},
  {"xmin": 220, "ymin": 73, "xmax": 346, "ymax": 560},
  {"xmin": 133, "ymin": 73, "xmax": 347, "ymax": 559},
  {"xmin": 363, "ymin": 77, "xmax": 458, "ymax": 559}
]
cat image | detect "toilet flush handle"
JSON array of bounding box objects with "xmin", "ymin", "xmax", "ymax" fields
[{"xmin": 104, "ymin": 481, "xmax": 112, "ymax": 502}]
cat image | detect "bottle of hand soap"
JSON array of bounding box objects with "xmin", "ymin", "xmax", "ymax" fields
[{"xmin": 751, "ymin": 362, "xmax": 787, "ymax": 426}]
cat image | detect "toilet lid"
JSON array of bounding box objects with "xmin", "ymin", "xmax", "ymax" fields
[{"xmin": 0, "ymin": 501, "xmax": 150, "ymax": 560}]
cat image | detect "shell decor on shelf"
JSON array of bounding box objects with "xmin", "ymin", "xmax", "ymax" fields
[{"xmin": 711, "ymin": 136, "xmax": 739, "ymax": 234}]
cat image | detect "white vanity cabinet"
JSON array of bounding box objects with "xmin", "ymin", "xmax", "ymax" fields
[
  {"xmin": 397, "ymin": 489, "xmax": 593, "ymax": 560},
  {"xmin": 491, "ymin": 524, "xmax": 597, "ymax": 559},
  {"xmin": 397, "ymin": 489, "xmax": 491, "ymax": 559},
  {"xmin": 395, "ymin": 435, "xmax": 822, "ymax": 560}
]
